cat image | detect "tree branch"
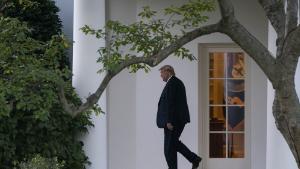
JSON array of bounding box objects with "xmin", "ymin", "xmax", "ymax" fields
[
  {"xmin": 61, "ymin": 23, "xmax": 221, "ymax": 116},
  {"xmin": 217, "ymin": 0, "xmax": 234, "ymax": 19},
  {"xmin": 217, "ymin": 0, "xmax": 277, "ymax": 84},
  {"xmin": 150, "ymin": 23, "xmax": 221, "ymax": 65},
  {"xmin": 72, "ymin": 73, "xmax": 113, "ymax": 117},
  {"xmin": 258, "ymin": 0, "xmax": 285, "ymax": 38},
  {"xmin": 58, "ymin": 84, "xmax": 77, "ymax": 117},
  {"xmin": 278, "ymin": 26, "xmax": 300, "ymax": 75},
  {"xmin": 286, "ymin": 0, "xmax": 298, "ymax": 34},
  {"xmin": 223, "ymin": 19, "xmax": 277, "ymax": 84},
  {"xmin": 283, "ymin": 26, "xmax": 300, "ymax": 54}
]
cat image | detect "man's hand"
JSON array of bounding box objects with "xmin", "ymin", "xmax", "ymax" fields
[{"xmin": 167, "ymin": 123, "xmax": 174, "ymax": 131}]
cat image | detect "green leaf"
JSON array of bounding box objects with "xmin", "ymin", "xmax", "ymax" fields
[{"xmin": 138, "ymin": 6, "xmax": 157, "ymax": 19}]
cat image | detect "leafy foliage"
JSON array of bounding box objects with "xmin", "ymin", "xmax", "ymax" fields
[
  {"xmin": 19, "ymin": 155, "xmax": 63, "ymax": 169},
  {"xmin": 18, "ymin": 154, "xmax": 65, "ymax": 169},
  {"xmin": 0, "ymin": 16, "xmax": 91, "ymax": 169},
  {"xmin": 3, "ymin": 0, "xmax": 62, "ymax": 41},
  {"xmin": 0, "ymin": 102, "xmax": 92, "ymax": 169},
  {"xmin": 0, "ymin": 17, "xmax": 65, "ymax": 119},
  {"xmin": 81, "ymin": 0, "xmax": 214, "ymax": 73},
  {"xmin": 164, "ymin": 0, "xmax": 214, "ymax": 28},
  {"xmin": 2, "ymin": 0, "xmax": 69, "ymax": 68}
]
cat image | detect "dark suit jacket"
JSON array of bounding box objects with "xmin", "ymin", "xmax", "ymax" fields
[{"xmin": 157, "ymin": 76, "xmax": 190, "ymax": 128}]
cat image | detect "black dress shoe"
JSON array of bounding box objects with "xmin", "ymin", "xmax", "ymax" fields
[{"xmin": 192, "ymin": 157, "xmax": 202, "ymax": 169}]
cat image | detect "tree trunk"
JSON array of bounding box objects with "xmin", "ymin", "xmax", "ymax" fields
[{"xmin": 274, "ymin": 79, "xmax": 300, "ymax": 167}]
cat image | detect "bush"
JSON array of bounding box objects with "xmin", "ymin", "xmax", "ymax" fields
[
  {"xmin": 3, "ymin": 0, "xmax": 62, "ymax": 41},
  {"xmin": 1, "ymin": 1, "xmax": 93, "ymax": 168},
  {"xmin": 0, "ymin": 17, "xmax": 92, "ymax": 169}
]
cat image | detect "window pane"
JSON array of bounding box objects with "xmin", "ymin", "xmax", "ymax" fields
[
  {"xmin": 208, "ymin": 51, "xmax": 246, "ymax": 160},
  {"xmin": 210, "ymin": 133, "xmax": 226, "ymax": 158},
  {"xmin": 227, "ymin": 79, "xmax": 244, "ymax": 105},
  {"xmin": 228, "ymin": 133, "xmax": 244, "ymax": 158},
  {"xmin": 210, "ymin": 106, "xmax": 226, "ymax": 131},
  {"xmin": 228, "ymin": 106, "xmax": 244, "ymax": 131},
  {"xmin": 209, "ymin": 79, "xmax": 225, "ymax": 105},
  {"xmin": 209, "ymin": 52, "xmax": 225, "ymax": 78},
  {"xmin": 227, "ymin": 52, "xmax": 245, "ymax": 78}
]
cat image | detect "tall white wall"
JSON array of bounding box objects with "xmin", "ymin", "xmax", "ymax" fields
[
  {"xmin": 107, "ymin": 0, "xmax": 137, "ymax": 169},
  {"xmin": 266, "ymin": 23, "xmax": 298, "ymax": 169},
  {"xmin": 73, "ymin": 0, "xmax": 107, "ymax": 169}
]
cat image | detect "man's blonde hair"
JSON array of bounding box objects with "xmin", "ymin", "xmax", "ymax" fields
[{"xmin": 159, "ymin": 65, "xmax": 175, "ymax": 76}]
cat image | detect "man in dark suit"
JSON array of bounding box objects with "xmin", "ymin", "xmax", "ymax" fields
[{"xmin": 157, "ymin": 65, "xmax": 202, "ymax": 169}]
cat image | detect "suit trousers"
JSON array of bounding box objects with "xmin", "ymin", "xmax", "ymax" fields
[{"xmin": 164, "ymin": 124, "xmax": 198, "ymax": 169}]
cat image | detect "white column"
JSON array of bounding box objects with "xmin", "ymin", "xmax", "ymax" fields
[
  {"xmin": 73, "ymin": 0, "xmax": 107, "ymax": 169},
  {"xmin": 106, "ymin": 0, "xmax": 137, "ymax": 169}
]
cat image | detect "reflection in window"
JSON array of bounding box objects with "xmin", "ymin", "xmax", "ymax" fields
[
  {"xmin": 209, "ymin": 80, "xmax": 225, "ymax": 105},
  {"xmin": 228, "ymin": 133, "xmax": 245, "ymax": 158},
  {"xmin": 227, "ymin": 53, "xmax": 245, "ymax": 78},
  {"xmin": 209, "ymin": 53, "xmax": 225, "ymax": 78},
  {"xmin": 208, "ymin": 52, "xmax": 245, "ymax": 158},
  {"xmin": 210, "ymin": 133, "xmax": 226, "ymax": 158},
  {"xmin": 227, "ymin": 80, "xmax": 244, "ymax": 106},
  {"xmin": 228, "ymin": 106, "xmax": 244, "ymax": 131},
  {"xmin": 210, "ymin": 106, "xmax": 226, "ymax": 131}
]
